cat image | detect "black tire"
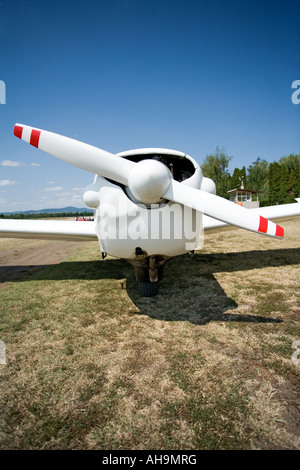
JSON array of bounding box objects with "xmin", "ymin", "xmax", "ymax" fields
[{"xmin": 138, "ymin": 281, "xmax": 158, "ymax": 297}]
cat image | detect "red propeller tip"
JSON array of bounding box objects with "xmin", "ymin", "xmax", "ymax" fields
[
  {"xmin": 275, "ymin": 225, "xmax": 284, "ymax": 238},
  {"xmin": 14, "ymin": 125, "xmax": 23, "ymax": 139}
]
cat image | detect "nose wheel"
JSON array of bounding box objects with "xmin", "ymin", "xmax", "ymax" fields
[
  {"xmin": 138, "ymin": 281, "xmax": 158, "ymax": 297},
  {"xmin": 133, "ymin": 259, "xmax": 166, "ymax": 297}
]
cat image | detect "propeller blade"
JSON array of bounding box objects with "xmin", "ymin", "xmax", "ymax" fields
[
  {"xmin": 164, "ymin": 180, "xmax": 284, "ymax": 238},
  {"xmin": 14, "ymin": 123, "xmax": 135, "ymax": 185}
]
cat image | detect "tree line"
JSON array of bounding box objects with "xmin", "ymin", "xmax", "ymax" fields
[
  {"xmin": 201, "ymin": 147, "xmax": 300, "ymax": 206},
  {"xmin": 0, "ymin": 211, "xmax": 93, "ymax": 219}
]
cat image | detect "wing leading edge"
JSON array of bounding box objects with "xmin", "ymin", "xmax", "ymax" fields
[{"xmin": 0, "ymin": 219, "xmax": 98, "ymax": 242}]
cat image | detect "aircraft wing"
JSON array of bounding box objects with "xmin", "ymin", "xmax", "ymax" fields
[
  {"xmin": 0, "ymin": 219, "xmax": 98, "ymax": 242},
  {"xmin": 0, "ymin": 200, "xmax": 299, "ymax": 241},
  {"xmin": 203, "ymin": 199, "xmax": 300, "ymax": 230}
]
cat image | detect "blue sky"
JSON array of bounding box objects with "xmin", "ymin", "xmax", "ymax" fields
[{"xmin": 0, "ymin": 0, "xmax": 299, "ymax": 212}]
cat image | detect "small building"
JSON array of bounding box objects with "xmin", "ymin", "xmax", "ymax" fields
[{"xmin": 227, "ymin": 181, "xmax": 260, "ymax": 208}]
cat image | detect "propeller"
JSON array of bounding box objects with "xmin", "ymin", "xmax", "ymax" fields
[
  {"xmin": 14, "ymin": 123, "xmax": 135, "ymax": 186},
  {"xmin": 164, "ymin": 180, "xmax": 284, "ymax": 238},
  {"xmin": 14, "ymin": 123, "xmax": 284, "ymax": 238}
]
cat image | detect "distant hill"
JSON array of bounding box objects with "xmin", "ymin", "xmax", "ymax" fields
[{"xmin": 1, "ymin": 207, "xmax": 94, "ymax": 215}]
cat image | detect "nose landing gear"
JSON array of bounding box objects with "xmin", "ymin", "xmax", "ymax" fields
[{"xmin": 131, "ymin": 253, "xmax": 167, "ymax": 297}]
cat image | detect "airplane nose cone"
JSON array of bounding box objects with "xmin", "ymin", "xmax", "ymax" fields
[{"xmin": 128, "ymin": 159, "xmax": 172, "ymax": 204}]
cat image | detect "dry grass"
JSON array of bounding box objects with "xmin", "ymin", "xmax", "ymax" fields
[
  {"xmin": 0, "ymin": 217, "xmax": 299, "ymax": 449},
  {"xmin": 0, "ymin": 238, "xmax": 50, "ymax": 254}
]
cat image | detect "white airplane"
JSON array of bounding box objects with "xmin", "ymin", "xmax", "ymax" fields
[{"xmin": 0, "ymin": 123, "xmax": 299, "ymax": 296}]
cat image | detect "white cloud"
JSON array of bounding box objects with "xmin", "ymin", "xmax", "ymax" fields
[
  {"xmin": 1, "ymin": 160, "xmax": 41, "ymax": 168},
  {"xmin": 73, "ymin": 187, "xmax": 84, "ymax": 191},
  {"xmin": 0, "ymin": 180, "xmax": 16, "ymax": 186},
  {"xmin": 44, "ymin": 186, "xmax": 63, "ymax": 192},
  {"xmin": 1, "ymin": 160, "xmax": 21, "ymax": 167}
]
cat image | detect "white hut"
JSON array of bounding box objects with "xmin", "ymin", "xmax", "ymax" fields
[{"xmin": 227, "ymin": 180, "xmax": 260, "ymax": 208}]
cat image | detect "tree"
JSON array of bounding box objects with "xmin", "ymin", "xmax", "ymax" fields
[
  {"xmin": 247, "ymin": 158, "xmax": 269, "ymax": 206},
  {"xmin": 201, "ymin": 146, "xmax": 232, "ymax": 198},
  {"xmin": 269, "ymin": 156, "xmax": 300, "ymax": 205},
  {"xmin": 279, "ymin": 154, "xmax": 300, "ymax": 172},
  {"xmin": 269, "ymin": 162, "xmax": 282, "ymax": 205},
  {"xmin": 280, "ymin": 154, "xmax": 300, "ymax": 202},
  {"xmin": 278, "ymin": 165, "xmax": 289, "ymax": 204},
  {"xmin": 287, "ymin": 168, "xmax": 300, "ymax": 202},
  {"xmin": 230, "ymin": 167, "xmax": 246, "ymax": 189}
]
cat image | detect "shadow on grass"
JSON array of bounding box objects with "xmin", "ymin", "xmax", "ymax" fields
[{"xmin": 1, "ymin": 247, "xmax": 299, "ymax": 325}]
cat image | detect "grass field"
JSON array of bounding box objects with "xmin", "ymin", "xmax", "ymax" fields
[{"xmin": 0, "ymin": 217, "xmax": 299, "ymax": 450}]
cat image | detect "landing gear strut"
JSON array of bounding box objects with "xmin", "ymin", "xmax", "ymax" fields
[{"xmin": 131, "ymin": 253, "xmax": 167, "ymax": 297}]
